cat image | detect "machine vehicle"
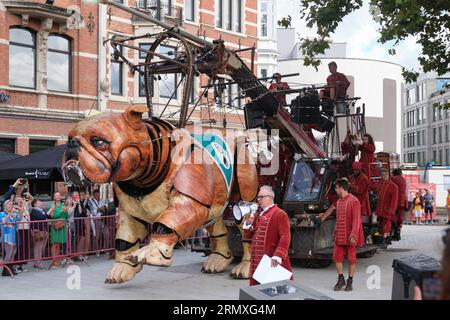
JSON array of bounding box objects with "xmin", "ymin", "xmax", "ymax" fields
[{"xmin": 101, "ymin": 0, "xmax": 400, "ymax": 267}]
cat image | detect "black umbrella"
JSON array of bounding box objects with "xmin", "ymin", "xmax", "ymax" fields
[
  {"xmin": 0, "ymin": 145, "xmax": 66, "ymax": 181},
  {"xmin": 0, "ymin": 151, "xmax": 21, "ymax": 163}
]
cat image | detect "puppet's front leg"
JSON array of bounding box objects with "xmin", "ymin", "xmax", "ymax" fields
[{"xmin": 127, "ymin": 191, "xmax": 209, "ymax": 267}]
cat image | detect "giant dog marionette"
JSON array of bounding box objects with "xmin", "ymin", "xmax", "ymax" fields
[{"xmin": 62, "ymin": 106, "xmax": 258, "ymax": 284}]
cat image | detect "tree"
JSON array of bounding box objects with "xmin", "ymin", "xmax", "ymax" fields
[{"xmin": 278, "ymin": 0, "xmax": 450, "ymax": 85}]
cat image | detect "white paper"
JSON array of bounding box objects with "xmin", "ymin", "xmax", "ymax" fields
[{"xmin": 252, "ymin": 254, "xmax": 292, "ymax": 284}]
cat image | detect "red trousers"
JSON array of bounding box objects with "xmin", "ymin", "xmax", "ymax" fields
[
  {"xmin": 333, "ymin": 245, "xmax": 357, "ymax": 264},
  {"xmin": 378, "ymin": 216, "xmax": 392, "ymax": 234}
]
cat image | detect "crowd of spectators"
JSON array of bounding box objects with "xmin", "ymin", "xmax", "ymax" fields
[{"xmin": 0, "ymin": 178, "xmax": 117, "ymax": 277}]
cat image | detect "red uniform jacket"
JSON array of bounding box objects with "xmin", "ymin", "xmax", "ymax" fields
[
  {"xmin": 244, "ymin": 205, "xmax": 292, "ymax": 286},
  {"xmin": 269, "ymin": 82, "xmax": 290, "ymax": 106},
  {"xmin": 390, "ymin": 175, "xmax": 407, "ymax": 210},
  {"xmin": 372, "ymin": 180, "xmax": 398, "ymax": 220},
  {"xmin": 335, "ymin": 194, "xmax": 364, "ymax": 247},
  {"xmin": 349, "ymin": 172, "xmax": 371, "ymax": 216},
  {"xmin": 358, "ymin": 142, "xmax": 376, "ymax": 177},
  {"xmin": 326, "ymin": 72, "xmax": 350, "ymax": 98}
]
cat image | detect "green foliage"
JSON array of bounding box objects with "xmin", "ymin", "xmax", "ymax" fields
[{"xmin": 279, "ymin": 0, "xmax": 450, "ymax": 82}]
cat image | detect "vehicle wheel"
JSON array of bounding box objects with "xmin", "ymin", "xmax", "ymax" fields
[{"xmin": 357, "ymin": 249, "xmax": 377, "ymax": 258}]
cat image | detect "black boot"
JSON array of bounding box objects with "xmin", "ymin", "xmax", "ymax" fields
[
  {"xmin": 334, "ymin": 274, "xmax": 346, "ymax": 291},
  {"xmin": 345, "ymin": 277, "xmax": 353, "ymax": 291},
  {"xmin": 386, "ymin": 236, "xmax": 392, "ymax": 245},
  {"xmin": 379, "ymin": 237, "xmax": 387, "ymax": 249},
  {"xmin": 2, "ymin": 267, "xmax": 12, "ymax": 277}
]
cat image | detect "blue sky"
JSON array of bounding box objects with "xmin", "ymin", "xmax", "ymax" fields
[{"xmin": 277, "ymin": 0, "xmax": 422, "ymax": 71}]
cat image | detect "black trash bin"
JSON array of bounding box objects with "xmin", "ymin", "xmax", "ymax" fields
[{"xmin": 391, "ymin": 254, "xmax": 441, "ymax": 300}]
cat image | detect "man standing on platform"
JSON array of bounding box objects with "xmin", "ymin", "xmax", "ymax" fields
[
  {"xmin": 372, "ymin": 168, "xmax": 398, "ymax": 247},
  {"xmin": 319, "ymin": 178, "xmax": 364, "ymax": 291},
  {"xmin": 243, "ymin": 185, "xmax": 292, "ymax": 286},
  {"xmin": 390, "ymin": 168, "xmax": 407, "ymax": 240},
  {"xmin": 268, "ymin": 73, "xmax": 290, "ymax": 107},
  {"xmin": 349, "ymin": 161, "xmax": 371, "ymax": 217}
]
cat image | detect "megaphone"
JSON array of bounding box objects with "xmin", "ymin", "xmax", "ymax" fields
[{"xmin": 232, "ymin": 201, "xmax": 258, "ymax": 224}]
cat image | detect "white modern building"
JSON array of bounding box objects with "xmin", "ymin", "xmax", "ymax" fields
[{"xmin": 276, "ymin": 28, "xmax": 404, "ymax": 155}]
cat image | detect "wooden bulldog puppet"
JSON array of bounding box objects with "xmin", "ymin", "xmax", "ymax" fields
[{"xmin": 62, "ymin": 106, "xmax": 259, "ymax": 284}]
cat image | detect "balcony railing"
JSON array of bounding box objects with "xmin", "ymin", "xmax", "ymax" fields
[{"xmin": 135, "ymin": 0, "xmax": 183, "ymax": 26}]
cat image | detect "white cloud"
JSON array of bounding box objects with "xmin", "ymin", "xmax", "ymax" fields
[{"xmin": 276, "ymin": 0, "xmax": 422, "ymax": 70}]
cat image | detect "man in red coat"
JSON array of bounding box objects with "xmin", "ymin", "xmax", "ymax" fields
[
  {"xmin": 390, "ymin": 168, "xmax": 407, "ymax": 240},
  {"xmin": 243, "ymin": 185, "xmax": 292, "ymax": 286},
  {"xmin": 319, "ymin": 61, "xmax": 350, "ymax": 100},
  {"xmin": 349, "ymin": 161, "xmax": 371, "ymax": 216},
  {"xmin": 320, "ymin": 178, "xmax": 364, "ymax": 292},
  {"xmin": 268, "ymin": 73, "xmax": 290, "ymax": 107},
  {"xmin": 371, "ymin": 168, "xmax": 398, "ymax": 247}
]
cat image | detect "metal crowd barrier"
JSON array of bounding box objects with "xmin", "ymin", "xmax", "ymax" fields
[{"xmin": 1, "ymin": 215, "xmax": 210, "ymax": 277}]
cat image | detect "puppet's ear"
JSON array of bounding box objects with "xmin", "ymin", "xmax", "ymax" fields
[{"xmin": 123, "ymin": 106, "xmax": 148, "ymax": 130}]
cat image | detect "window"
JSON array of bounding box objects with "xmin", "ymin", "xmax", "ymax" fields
[
  {"xmin": 417, "ymin": 131, "xmax": 421, "ymax": 146},
  {"xmin": 422, "ymin": 106, "xmax": 427, "ymax": 122},
  {"xmin": 407, "ymin": 132, "xmax": 415, "ymax": 148},
  {"xmin": 0, "ymin": 138, "xmax": 15, "ymax": 153},
  {"xmin": 439, "ymin": 107, "xmax": 443, "ymax": 120},
  {"xmin": 216, "ymin": 0, "xmax": 242, "ymax": 32},
  {"xmin": 446, "ymin": 125, "xmax": 449, "ymax": 142},
  {"xmin": 439, "ymin": 126, "xmax": 443, "ymax": 143},
  {"xmin": 160, "ymin": 0, "xmax": 172, "ymax": 17},
  {"xmin": 261, "ymin": 2, "xmax": 268, "ymax": 37},
  {"xmin": 439, "ymin": 149, "xmax": 443, "ymax": 165},
  {"xmin": 433, "ymin": 150, "xmax": 437, "ymax": 162},
  {"xmin": 29, "ymin": 140, "xmax": 55, "ymax": 154},
  {"xmin": 225, "ymin": 0, "xmax": 232, "ymax": 30},
  {"xmin": 235, "ymin": 0, "xmax": 242, "ymax": 33},
  {"xmin": 159, "ymin": 45, "xmax": 177, "ymax": 99},
  {"xmin": 9, "ymin": 27, "xmax": 36, "ymax": 88},
  {"xmin": 446, "ymin": 149, "xmax": 450, "ymax": 166},
  {"xmin": 406, "ymin": 87, "xmax": 415, "ymax": 106},
  {"xmin": 433, "ymin": 107, "xmax": 438, "ymax": 122},
  {"xmin": 138, "ymin": 43, "xmax": 155, "ymax": 98},
  {"xmin": 422, "ymin": 130, "xmax": 426, "ymax": 145},
  {"xmin": 139, "ymin": 43, "xmax": 152, "ymax": 59},
  {"xmin": 261, "ymin": 68, "xmax": 268, "ymax": 79},
  {"xmin": 110, "ymin": 45, "xmax": 123, "ymax": 96},
  {"xmin": 407, "ymin": 110, "xmax": 415, "ymax": 127},
  {"xmin": 407, "ymin": 153, "xmax": 415, "ymax": 163},
  {"xmin": 433, "ymin": 128, "xmax": 437, "ymax": 144},
  {"xmin": 416, "ymin": 107, "xmax": 422, "ymax": 125},
  {"xmin": 416, "ymin": 83, "xmax": 425, "ymax": 102},
  {"xmin": 185, "ymin": 0, "xmax": 195, "ymax": 21},
  {"xmin": 216, "ymin": 0, "xmax": 223, "ymax": 28},
  {"xmin": 403, "ymin": 113, "xmax": 406, "ymax": 129},
  {"xmin": 47, "ymin": 35, "xmax": 71, "ymax": 92}
]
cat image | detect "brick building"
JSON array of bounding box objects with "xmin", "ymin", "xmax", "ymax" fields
[{"xmin": 0, "ymin": 0, "xmax": 258, "ymax": 196}]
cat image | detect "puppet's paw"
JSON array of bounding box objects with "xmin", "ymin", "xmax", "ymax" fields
[
  {"xmin": 202, "ymin": 252, "xmax": 232, "ymax": 273},
  {"xmin": 105, "ymin": 262, "xmax": 142, "ymax": 284},
  {"xmin": 126, "ymin": 238, "xmax": 174, "ymax": 267},
  {"xmin": 229, "ymin": 260, "xmax": 250, "ymax": 279}
]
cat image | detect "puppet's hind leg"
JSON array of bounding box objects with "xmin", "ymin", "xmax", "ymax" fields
[{"xmin": 202, "ymin": 216, "xmax": 233, "ymax": 273}]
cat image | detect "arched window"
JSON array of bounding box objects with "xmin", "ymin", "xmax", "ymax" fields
[
  {"xmin": 47, "ymin": 35, "xmax": 71, "ymax": 92},
  {"xmin": 9, "ymin": 27, "xmax": 36, "ymax": 88}
]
